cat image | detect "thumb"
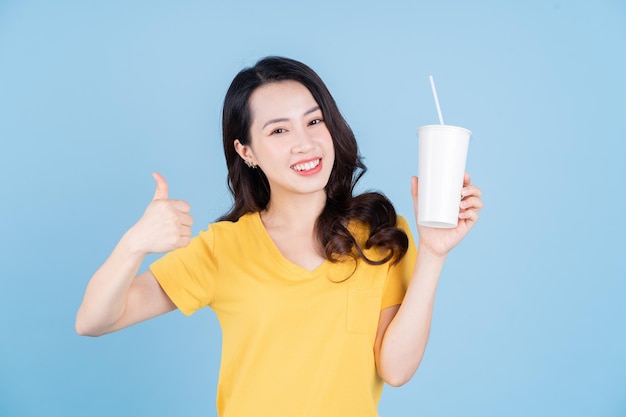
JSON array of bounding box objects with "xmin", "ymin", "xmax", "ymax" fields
[
  {"xmin": 411, "ymin": 176, "xmax": 420, "ymax": 220},
  {"xmin": 411, "ymin": 176, "xmax": 419, "ymax": 203},
  {"xmin": 152, "ymin": 172, "xmax": 169, "ymax": 201}
]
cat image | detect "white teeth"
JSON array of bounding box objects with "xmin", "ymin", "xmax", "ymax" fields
[{"xmin": 292, "ymin": 159, "xmax": 320, "ymax": 171}]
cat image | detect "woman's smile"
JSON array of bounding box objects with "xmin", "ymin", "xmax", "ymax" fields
[{"xmin": 291, "ymin": 157, "xmax": 322, "ymax": 175}]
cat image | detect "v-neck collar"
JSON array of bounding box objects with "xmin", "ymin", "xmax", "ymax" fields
[{"xmin": 249, "ymin": 211, "xmax": 332, "ymax": 279}]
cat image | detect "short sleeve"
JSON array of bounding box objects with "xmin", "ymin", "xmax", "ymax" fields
[
  {"xmin": 380, "ymin": 216, "xmax": 417, "ymax": 310},
  {"xmin": 149, "ymin": 226, "xmax": 218, "ymax": 316}
]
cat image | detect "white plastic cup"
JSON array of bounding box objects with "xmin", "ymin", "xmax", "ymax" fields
[{"xmin": 417, "ymin": 124, "xmax": 471, "ymax": 228}]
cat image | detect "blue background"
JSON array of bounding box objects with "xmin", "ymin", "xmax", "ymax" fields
[{"xmin": 1, "ymin": 1, "xmax": 625, "ymax": 416}]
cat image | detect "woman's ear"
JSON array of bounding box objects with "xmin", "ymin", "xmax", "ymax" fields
[{"xmin": 234, "ymin": 139, "xmax": 257, "ymax": 168}]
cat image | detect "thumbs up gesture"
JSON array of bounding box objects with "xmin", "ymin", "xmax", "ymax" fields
[{"xmin": 127, "ymin": 173, "xmax": 194, "ymax": 255}]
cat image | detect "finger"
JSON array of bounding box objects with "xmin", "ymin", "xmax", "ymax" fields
[
  {"xmin": 461, "ymin": 184, "xmax": 482, "ymax": 199},
  {"xmin": 463, "ymin": 172, "xmax": 471, "ymax": 187},
  {"xmin": 180, "ymin": 213, "xmax": 194, "ymax": 227},
  {"xmin": 178, "ymin": 236, "xmax": 191, "ymax": 248},
  {"xmin": 460, "ymin": 196, "xmax": 484, "ymax": 211},
  {"xmin": 459, "ymin": 208, "xmax": 480, "ymax": 223},
  {"xmin": 411, "ymin": 176, "xmax": 419, "ymax": 202},
  {"xmin": 180, "ymin": 225, "xmax": 193, "ymax": 237},
  {"xmin": 152, "ymin": 172, "xmax": 169, "ymax": 201},
  {"xmin": 172, "ymin": 200, "xmax": 191, "ymax": 213}
]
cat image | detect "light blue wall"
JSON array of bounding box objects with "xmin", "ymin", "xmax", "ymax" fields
[{"xmin": 1, "ymin": 1, "xmax": 624, "ymax": 416}]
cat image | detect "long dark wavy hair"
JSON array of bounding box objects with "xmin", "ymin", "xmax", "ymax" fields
[{"xmin": 219, "ymin": 56, "xmax": 408, "ymax": 267}]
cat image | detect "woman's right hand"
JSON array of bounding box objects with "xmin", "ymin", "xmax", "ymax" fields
[
  {"xmin": 76, "ymin": 172, "xmax": 187, "ymax": 336},
  {"xmin": 126, "ymin": 172, "xmax": 194, "ymax": 255}
]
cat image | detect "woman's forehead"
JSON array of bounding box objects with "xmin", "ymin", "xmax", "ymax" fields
[{"xmin": 248, "ymin": 81, "xmax": 319, "ymax": 124}]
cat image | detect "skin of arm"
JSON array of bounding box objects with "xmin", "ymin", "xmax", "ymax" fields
[
  {"xmin": 374, "ymin": 173, "xmax": 483, "ymax": 386},
  {"xmin": 75, "ymin": 173, "xmax": 192, "ymax": 337},
  {"xmin": 75, "ymin": 239, "xmax": 176, "ymax": 336}
]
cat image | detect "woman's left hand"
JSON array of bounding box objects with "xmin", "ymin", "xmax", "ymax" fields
[{"xmin": 411, "ymin": 172, "xmax": 483, "ymax": 258}]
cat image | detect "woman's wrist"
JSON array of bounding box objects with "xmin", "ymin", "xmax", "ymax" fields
[
  {"xmin": 417, "ymin": 243, "xmax": 448, "ymax": 263},
  {"xmin": 118, "ymin": 226, "xmax": 151, "ymax": 258}
]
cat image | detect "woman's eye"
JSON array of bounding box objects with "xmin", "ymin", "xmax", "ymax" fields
[
  {"xmin": 271, "ymin": 128, "xmax": 286, "ymax": 135},
  {"xmin": 309, "ymin": 118, "xmax": 324, "ymax": 126}
]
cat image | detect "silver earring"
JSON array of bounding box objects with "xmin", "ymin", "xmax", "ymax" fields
[{"xmin": 245, "ymin": 160, "xmax": 257, "ymax": 169}]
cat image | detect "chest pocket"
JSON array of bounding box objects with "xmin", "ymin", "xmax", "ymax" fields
[{"xmin": 346, "ymin": 287, "xmax": 381, "ymax": 334}]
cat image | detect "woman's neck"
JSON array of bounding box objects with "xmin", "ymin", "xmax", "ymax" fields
[{"xmin": 261, "ymin": 191, "xmax": 326, "ymax": 232}]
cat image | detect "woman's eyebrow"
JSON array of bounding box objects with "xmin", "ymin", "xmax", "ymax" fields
[
  {"xmin": 303, "ymin": 105, "xmax": 321, "ymax": 116},
  {"xmin": 262, "ymin": 106, "xmax": 321, "ymax": 129}
]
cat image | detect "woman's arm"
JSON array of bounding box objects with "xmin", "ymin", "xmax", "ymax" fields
[
  {"xmin": 374, "ymin": 173, "xmax": 483, "ymax": 386},
  {"xmin": 75, "ymin": 173, "xmax": 193, "ymax": 336},
  {"xmin": 374, "ymin": 249, "xmax": 445, "ymax": 386}
]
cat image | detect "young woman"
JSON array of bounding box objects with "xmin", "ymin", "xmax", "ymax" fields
[{"xmin": 76, "ymin": 56, "xmax": 483, "ymax": 417}]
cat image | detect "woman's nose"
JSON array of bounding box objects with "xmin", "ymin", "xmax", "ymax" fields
[{"xmin": 291, "ymin": 129, "xmax": 315, "ymax": 153}]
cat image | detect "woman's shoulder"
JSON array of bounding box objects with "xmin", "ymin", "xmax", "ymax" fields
[
  {"xmin": 395, "ymin": 214, "xmax": 410, "ymax": 229},
  {"xmin": 190, "ymin": 212, "xmax": 260, "ymax": 255},
  {"xmin": 209, "ymin": 211, "xmax": 259, "ymax": 234}
]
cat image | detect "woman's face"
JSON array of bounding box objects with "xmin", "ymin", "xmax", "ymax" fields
[{"xmin": 235, "ymin": 80, "xmax": 335, "ymax": 202}]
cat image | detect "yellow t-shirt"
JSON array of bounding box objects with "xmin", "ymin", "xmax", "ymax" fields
[{"xmin": 150, "ymin": 212, "xmax": 417, "ymax": 417}]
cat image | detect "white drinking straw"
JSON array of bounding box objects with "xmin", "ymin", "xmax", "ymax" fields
[{"xmin": 429, "ymin": 75, "xmax": 444, "ymax": 125}]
